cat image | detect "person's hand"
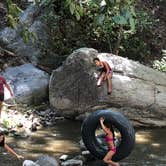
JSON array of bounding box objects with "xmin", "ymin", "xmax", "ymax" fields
[
  {"xmin": 16, "ymin": 155, "xmax": 24, "ymax": 160},
  {"xmin": 100, "ymin": 117, "xmax": 105, "ymax": 123}
]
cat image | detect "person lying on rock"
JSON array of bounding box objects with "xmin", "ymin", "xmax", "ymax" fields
[
  {"xmin": 93, "ymin": 58, "xmax": 113, "ymax": 95},
  {"xmin": 0, "ymin": 131, "xmax": 24, "ymax": 160},
  {"xmin": 0, "ymin": 75, "xmax": 14, "ymax": 118},
  {"xmin": 100, "ymin": 117, "xmax": 119, "ymax": 166}
]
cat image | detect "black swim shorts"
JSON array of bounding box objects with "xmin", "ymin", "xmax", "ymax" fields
[{"xmin": 0, "ymin": 93, "xmax": 4, "ymax": 102}]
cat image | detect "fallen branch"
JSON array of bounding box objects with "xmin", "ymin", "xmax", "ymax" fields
[{"xmin": 0, "ymin": 47, "xmax": 16, "ymax": 57}]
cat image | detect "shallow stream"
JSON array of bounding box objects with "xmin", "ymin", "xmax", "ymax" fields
[{"xmin": 0, "ymin": 120, "xmax": 166, "ymax": 166}]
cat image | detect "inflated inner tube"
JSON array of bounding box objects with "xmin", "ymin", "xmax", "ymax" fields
[{"xmin": 81, "ymin": 109, "xmax": 135, "ymax": 162}]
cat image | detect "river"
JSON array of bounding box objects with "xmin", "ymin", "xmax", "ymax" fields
[{"xmin": 0, "ymin": 120, "xmax": 166, "ymax": 166}]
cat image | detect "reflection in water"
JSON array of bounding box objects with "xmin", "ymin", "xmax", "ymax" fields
[
  {"xmin": 122, "ymin": 129, "xmax": 166, "ymax": 166},
  {"xmin": 0, "ymin": 120, "xmax": 166, "ymax": 166}
]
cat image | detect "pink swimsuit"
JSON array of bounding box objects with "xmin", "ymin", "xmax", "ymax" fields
[{"xmin": 105, "ymin": 135, "xmax": 117, "ymax": 153}]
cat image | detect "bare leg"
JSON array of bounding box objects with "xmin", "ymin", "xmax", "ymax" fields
[
  {"xmin": 103, "ymin": 150, "xmax": 119, "ymax": 166},
  {"xmin": 106, "ymin": 73, "xmax": 112, "ymax": 94}
]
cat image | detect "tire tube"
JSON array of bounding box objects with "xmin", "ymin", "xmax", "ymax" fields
[{"xmin": 81, "ymin": 109, "xmax": 135, "ymax": 162}]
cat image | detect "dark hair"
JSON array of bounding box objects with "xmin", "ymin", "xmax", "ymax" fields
[
  {"xmin": 0, "ymin": 132, "xmax": 5, "ymax": 147},
  {"xmin": 93, "ymin": 57, "xmax": 100, "ymax": 62},
  {"xmin": 104, "ymin": 121, "xmax": 115, "ymax": 138}
]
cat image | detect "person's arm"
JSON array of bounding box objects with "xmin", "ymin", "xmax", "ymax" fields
[
  {"xmin": 4, "ymin": 144, "xmax": 24, "ymax": 160},
  {"xmin": 4, "ymin": 82, "xmax": 14, "ymax": 97},
  {"xmin": 100, "ymin": 117, "xmax": 109, "ymax": 134}
]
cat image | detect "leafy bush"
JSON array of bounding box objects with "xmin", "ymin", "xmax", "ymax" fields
[{"xmin": 153, "ymin": 50, "xmax": 166, "ymax": 72}]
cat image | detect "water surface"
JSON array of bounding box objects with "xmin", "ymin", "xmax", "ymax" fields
[{"xmin": 0, "ymin": 120, "xmax": 165, "ymax": 166}]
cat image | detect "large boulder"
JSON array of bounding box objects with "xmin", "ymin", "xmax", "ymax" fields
[
  {"xmin": 2, "ymin": 63, "xmax": 49, "ymax": 105},
  {"xmin": 49, "ymin": 48, "xmax": 166, "ymax": 127}
]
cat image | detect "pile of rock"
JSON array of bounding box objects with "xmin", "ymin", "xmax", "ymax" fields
[{"xmin": 0, "ymin": 103, "xmax": 64, "ymax": 137}]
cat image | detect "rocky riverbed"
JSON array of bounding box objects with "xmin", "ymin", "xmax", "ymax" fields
[{"xmin": 0, "ymin": 103, "xmax": 165, "ymax": 166}]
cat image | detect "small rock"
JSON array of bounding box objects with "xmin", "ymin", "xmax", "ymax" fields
[
  {"xmin": 81, "ymin": 150, "xmax": 95, "ymax": 161},
  {"xmin": 81, "ymin": 150, "xmax": 90, "ymax": 155},
  {"xmin": 22, "ymin": 160, "xmax": 39, "ymax": 166},
  {"xmin": 33, "ymin": 118, "xmax": 40, "ymax": 126},
  {"xmin": 17, "ymin": 122, "xmax": 23, "ymax": 128},
  {"xmin": 30, "ymin": 123, "xmax": 37, "ymax": 132},
  {"xmin": 79, "ymin": 140, "xmax": 86, "ymax": 151},
  {"xmin": 35, "ymin": 155, "xmax": 59, "ymax": 166},
  {"xmin": 0, "ymin": 126, "xmax": 9, "ymax": 134},
  {"xmin": 59, "ymin": 154, "xmax": 69, "ymax": 161},
  {"xmin": 61, "ymin": 159, "xmax": 83, "ymax": 166},
  {"xmin": 45, "ymin": 121, "xmax": 53, "ymax": 126}
]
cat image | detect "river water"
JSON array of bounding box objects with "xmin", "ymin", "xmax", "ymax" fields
[{"xmin": 0, "ymin": 120, "xmax": 166, "ymax": 166}]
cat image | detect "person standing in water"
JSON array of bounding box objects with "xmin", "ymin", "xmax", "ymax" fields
[
  {"xmin": 0, "ymin": 75, "xmax": 13, "ymax": 118},
  {"xmin": 100, "ymin": 117, "xmax": 119, "ymax": 166},
  {"xmin": 0, "ymin": 131, "xmax": 24, "ymax": 160},
  {"xmin": 93, "ymin": 58, "xmax": 113, "ymax": 95}
]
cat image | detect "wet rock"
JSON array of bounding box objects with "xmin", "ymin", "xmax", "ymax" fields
[
  {"xmin": 30, "ymin": 123, "xmax": 37, "ymax": 132},
  {"xmin": 33, "ymin": 118, "xmax": 40, "ymax": 126},
  {"xmin": 79, "ymin": 140, "xmax": 86, "ymax": 151},
  {"xmin": 0, "ymin": 126, "xmax": 9, "ymax": 134},
  {"xmin": 59, "ymin": 154, "xmax": 69, "ymax": 161},
  {"xmin": 35, "ymin": 155, "xmax": 59, "ymax": 166},
  {"xmin": 81, "ymin": 151, "xmax": 95, "ymax": 161},
  {"xmin": 61, "ymin": 159, "xmax": 83, "ymax": 166},
  {"xmin": 17, "ymin": 122, "xmax": 23, "ymax": 128},
  {"xmin": 23, "ymin": 160, "xmax": 39, "ymax": 166}
]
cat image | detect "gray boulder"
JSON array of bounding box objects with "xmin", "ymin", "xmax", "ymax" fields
[
  {"xmin": 35, "ymin": 155, "xmax": 59, "ymax": 166},
  {"xmin": 23, "ymin": 160, "xmax": 39, "ymax": 166},
  {"xmin": 23, "ymin": 155, "xmax": 59, "ymax": 166},
  {"xmin": 49, "ymin": 48, "xmax": 166, "ymax": 127},
  {"xmin": 2, "ymin": 63, "xmax": 49, "ymax": 105},
  {"xmin": 0, "ymin": 4, "xmax": 61, "ymax": 69},
  {"xmin": 61, "ymin": 159, "xmax": 83, "ymax": 166}
]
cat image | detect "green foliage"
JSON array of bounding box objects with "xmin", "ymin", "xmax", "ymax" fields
[
  {"xmin": 6, "ymin": 0, "xmax": 23, "ymax": 28},
  {"xmin": 20, "ymin": 26, "xmax": 36, "ymax": 43},
  {"xmin": 6, "ymin": 0, "xmax": 37, "ymax": 43},
  {"xmin": 64, "ymin": 0, "xmax": 137, "ymax": 53},
  {"xmin": 65, "ymin": 0, "xmax": 84, "ymax": 20},
  {"xmin": 6, "ymin": 0, "xmax": 162, "ymax": 65},
  {"xmin": 2, "ymin": 119, "xmax": 10, "ymax": 129},
  {"xmin": 153, "ymin": 50, "xmax": 166, "ymax": 72}
]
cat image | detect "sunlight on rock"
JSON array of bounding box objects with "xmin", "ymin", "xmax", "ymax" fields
[
  {"xmin": 151, "ymin": 143, "xmax": 160, "ymax": 147},
  {"xmin": 114, "ymin": 74, "xmax": 132, "ymax": 83},
  {"xmin": 136, "ymin": 132, "xmax": 152, "ymax": 143}
]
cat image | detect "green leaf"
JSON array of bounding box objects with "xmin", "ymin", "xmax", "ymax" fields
[
  {"xmin": 130, "ymin": 6, "xmax": 136, "ymax": 17},
  {"xmin": 113, "ymin": 15, "xmax": 128, "ymax": 25},
  {"xmin": 76, "ymin": 5, "xmax": 83, "ymax": 17},
  {"xmin": 69, "ymin": 3, "xmax": 75, "ymax": 15},
  {"xmin": 121, "ymin": 8, "xmax": 131, "ymax": 20},
  {"xmin": 75, "ymin": 11, "xmax": 80, "ymax": 20},
  {"xmin": 129, "ymin": 17, "xmax": 135, "ymax": 31},
  {"xmin": 97, "ymin": 14, "xmax": 105, "ymax": 25}
]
